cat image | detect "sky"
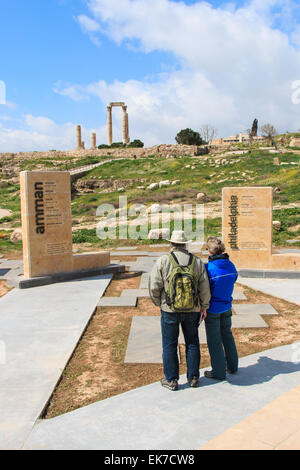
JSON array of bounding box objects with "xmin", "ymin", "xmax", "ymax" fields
[{"xmin": 0, "ymin": 0, "xmax": 300, "ymax": 152}]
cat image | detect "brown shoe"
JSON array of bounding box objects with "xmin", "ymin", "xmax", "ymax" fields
[
  {"xmin": 188, "ymin": 377, "xmax": 199, "ymax": 388},
  {"xmin": 160, "ymin": 378, "xmax": 178, "ymax": 391},
  {"xmin": 204, "ymin": 370, "xmax": 225, "ymax": 381}
]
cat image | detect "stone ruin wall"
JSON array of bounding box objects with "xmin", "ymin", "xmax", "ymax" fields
[{"xmin": 0, "ymin": 144, "xmax": 209, "ymax": 162}]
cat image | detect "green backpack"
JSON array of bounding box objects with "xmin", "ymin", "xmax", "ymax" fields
[{"xmin": 166, "ymin": 252, "xmax": 199, "ymax": 312}]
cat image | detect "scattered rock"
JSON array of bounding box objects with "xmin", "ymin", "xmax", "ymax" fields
[
  {"xmin": 273, "ymin": 220, "xmax": 281, "ymax": 231},
  {"xmin": 148, "ymin": 183, "xmax": 159, "ymax": 190},
  {"xmin": 10, "ymin": 228, "xmax": 22, "ymax": 244},
  {"xmin": 196, "ymin": 192, "xmax": 208, "ymax": 203},
  {"xmin": 159, "ymin": 180, "xmax": 171, "ymax": 188}
]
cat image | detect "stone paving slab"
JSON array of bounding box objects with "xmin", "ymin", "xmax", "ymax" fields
[
  {"xmin": 135, "ymin": 257, "xmax": 157, "ymax": 263},
  {"xmin": 23, "ymin": 344, "xmax": 300, "ymax": 450},
  {"xmin": 233, "ymin": 304, "xmax": 278, "ymax": 316},
  {"xmin": 111, "ymin": 251, "xmax": 150, "ymax": 257},
  {"xmin": 231, "ymin": 314, "xmax": 269, "ymax": 328},
  {"xmin": 126, "ymin": 264, "xmax": 154, "ymax": 273},
  {"xmin": 98, "ymin": 296, "xmax": 137, "ymax": 307},
  {"xmin": 239, "ymin": 278, "xmax": 300, "ymax": 306},
  {"xmin": 232, "ymin": 291, "xmax": 247, "ymax": 300},
  {"xmin": 0, "ymin": 274, "xmax": 112, "ymax": 450},
  {"xmin": 124, "ymin": 316, "xmax": 180, "ymax": 364},
  {"xmin": 115, "ymin": 246, "xmax": 137, "ymax": 251},
  {"xmin": 200, "ymin": 384, "xmax": 300, "ymax": 450},
  {"xmin": 0, "ymin": 260, "xmax": 23, "ymax": 269},
  {"xmin": 139, "ymin": 273, "xmax": 150, "ymax": 289},
  {"xmin": 121, "ymin": 289, "xmax": 150, "ymax": 298}
]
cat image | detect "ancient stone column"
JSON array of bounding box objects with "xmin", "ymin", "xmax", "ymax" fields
[
  {"xmin": 81, "ymin": 141, "xmax": 85, "ymax": 150},
  {"xmin": 122, "ymin": 106, "xmax": 127, "ymax": 144},
  {"xmin": 91, "ymin": 133, "xmax": 96, "ymax": 149},
  {"xmin": 125, "ymin": 112, "xmax": 130, "ymax": 144},
  {"xmin": 107, "ymin": 106, "xmax": 112, "ymax": 146},
  {"xmin": 76, "ymin": 125, "xmax": 82, "ymax": 150}
]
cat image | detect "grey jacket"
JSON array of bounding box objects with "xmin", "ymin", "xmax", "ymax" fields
[{"xmin": 149, "ymin": 248, "xmax": 211, "ymax": 313}]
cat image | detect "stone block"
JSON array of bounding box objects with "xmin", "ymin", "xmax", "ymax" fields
[
  {"xmin": 233, "ymin": 304, "xmax": 278, "ymax": 316},
  {"xmin": 121, "ymin": 289, "xmax": 150, "ymax": 298},
  {"xmin": 231, "ymin": 314, "xmax": 269, "ymax": 328},
  {"xmin": 98, "ymin": 296, "xmax": 137, "ymax": 307}
]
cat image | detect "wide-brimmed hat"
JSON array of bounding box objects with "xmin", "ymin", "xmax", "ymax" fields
[{"xmin": 167, "ymin": 230, "xmax": 192, "ymax": 244}]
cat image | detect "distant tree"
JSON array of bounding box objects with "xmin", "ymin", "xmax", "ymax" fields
[
  {"xmin": 260, "ymin": 124, "xmax": 278, "ymax": 145},
  {"xmin": 175, "ymin": 128, "xmax": 204, "ymax": 146},
  {"xmin": 200, "ymin": 124, "xmax": 218, "ymax": 144},
  {"xmin": 251, "ymin": 119, "xmax": 258, "ymax": 137},
  {"xmin": 127, "ymin": 139, "xmax": 144, "ymax": 148}
]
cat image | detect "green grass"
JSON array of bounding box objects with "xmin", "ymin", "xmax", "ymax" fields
[{"xmin": 1, "ymin": 150, "xmax": 299, "ymax": 250}]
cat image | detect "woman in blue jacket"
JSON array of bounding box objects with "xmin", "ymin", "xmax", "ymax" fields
[{"xmin": 204, "ymin": 237, "xmax": 239, "ymax": 380}]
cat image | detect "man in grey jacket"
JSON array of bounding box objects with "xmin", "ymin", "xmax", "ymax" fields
[{"xmin": 149, "ymin": 231, "xmax": 211, "ymax": 390}]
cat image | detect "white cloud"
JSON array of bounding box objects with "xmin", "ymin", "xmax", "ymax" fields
[
  {"xmin": 75, "ymin": 14, "xmax": 102, "ymax": 46},
  {"xmin": 0, "ymin": 114, "xmax": 107, "ymax": 153},
  {"xmin": 77, "ymin": 14, "xmax": 101, "ymax": 33},
  {"xmin": 3, "ymin": 0, "xmax": 300, "ymax": 151},
  {"xmin": 53, "ymin": 0, "xmax": 300, "ymax": 145}
]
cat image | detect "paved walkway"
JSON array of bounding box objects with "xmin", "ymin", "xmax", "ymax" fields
[
  {"xmin": 239, "ymin": 278, "xmax": 300, "ymax": 306},
  {"xmin": 0, "ymin": 274, "xmax": 112, "ymax": 450},
  {"xmin": 200, "ymin": 384, "xmax": 300, "ymax": 450},
  {"xmin": 23, "ymin": 344, "xmax": 300, "ymax": 450}
]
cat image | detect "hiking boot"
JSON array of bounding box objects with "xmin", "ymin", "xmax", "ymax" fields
[
  {"xmin": 227, "ymin": 368, "xmax": 238, "ymax": 375},
  {"xmin": 188, "ymin": 377, "xmax": 199, "ymax": 388},
  {"xmin": 204, "ymin": 370, "xmax": 225, "ymax": 381},
  {"xmin": 160, "ymin": 378, "xmax": 178, "ymax": 391}
]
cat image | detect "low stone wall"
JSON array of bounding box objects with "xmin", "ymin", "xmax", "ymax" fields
[{"xmin": 0, "ymin": 144, "xmax": 209, "ymax": 161}]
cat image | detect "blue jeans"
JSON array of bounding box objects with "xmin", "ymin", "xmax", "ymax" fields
[
  {"xmin": 204, "ymin": 310, "xmax": 238, "ymax": 379},
  {"xmin": 161, "ymin": 310, "xmax": 200, "ymax": 382}
]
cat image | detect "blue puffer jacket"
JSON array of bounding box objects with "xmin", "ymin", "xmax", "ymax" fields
[{"xmin": 205, "ymin": 254, "xmax": 238, "ymax": 314}]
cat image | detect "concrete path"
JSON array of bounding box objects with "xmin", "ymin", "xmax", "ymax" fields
[
  {"xmin": 23, "ymin": 344, "xmax": 300, "ymax": 450},
  {"xmin": 200, "ymin": 384, "xmax": 300, "ymax": 450},
  {"xmin": 0, "ymin": 274, "xmax": 112, "ymax": 450},
  {"xmin": 239, "ymin": 278, "xmax": 300, "ymax": 306}
]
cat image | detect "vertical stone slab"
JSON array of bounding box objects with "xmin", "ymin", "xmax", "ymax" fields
[
  {"xmin": 20, "ymin": 171, "xmax": 73, "ymax": 278},
  {"xmin": 222, "ymin": 187, "xmax": 273, "ymax": 269}
]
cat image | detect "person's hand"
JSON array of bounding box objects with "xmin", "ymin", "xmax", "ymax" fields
[{"xmin": 201, "ymin": 309, "xmax": 207, "ymax": 320}]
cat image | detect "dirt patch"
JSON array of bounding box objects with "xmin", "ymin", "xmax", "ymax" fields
[
  {"xmin": 44, "ymin": 274, "xmax": 300, "ymax": 420},
  {"xmin": 0, "ymin": 280, "xmax": 10, "ymax": 298}
]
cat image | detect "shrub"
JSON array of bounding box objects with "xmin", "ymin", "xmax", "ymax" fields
[{"xmin": 175, "ymin": 128, "xmax": 204, "ymax": 146}]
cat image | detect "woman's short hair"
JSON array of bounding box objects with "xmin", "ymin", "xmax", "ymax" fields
[{"xmin": 206, "ymin": 236, "xmax": 226, "ymax": 255}]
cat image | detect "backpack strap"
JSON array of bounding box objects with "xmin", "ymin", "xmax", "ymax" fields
[
  {"xmin": 169, "ymin": 251, "xmax": 196, "ymax": 268},
  {"xmin": 169, "ymin": 252, "xmax": 180, "ymax": 268}
]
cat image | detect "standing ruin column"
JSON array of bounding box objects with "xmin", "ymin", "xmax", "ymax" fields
[
  {"xmin": 107, "ymin": 106, "xmax": 112, "ymax": 146},
  {"xmin": 125, "ymin": 112, "xmax": 130, "ymax": 144},
  {"xmin": 91, "ymin": 133, "xmax": 97, "ymax": 150},
  {"xmin": 122, "ymin": 106, "xmax": 127, "ymax": 145},
  {"xmin": 76, "ymin": 125, "xmax": 82, "ymax": 150}
]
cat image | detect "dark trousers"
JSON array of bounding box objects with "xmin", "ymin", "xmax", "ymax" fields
[
  {"xmin": 161, "ymin": 310, "xmax": 200, "ymax": 382},
  {"xmin": 204, "ymin": 310, "xmax": 238, "ymax": 379}
]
